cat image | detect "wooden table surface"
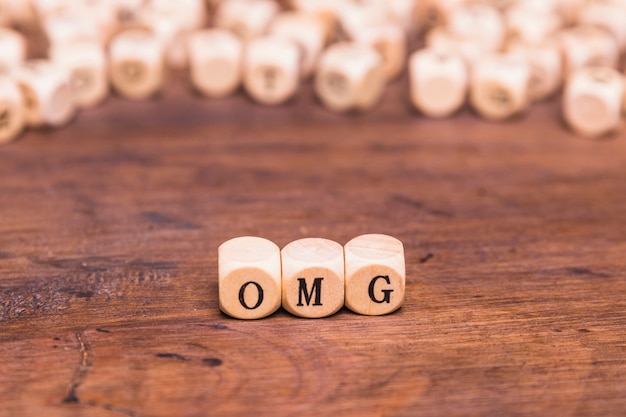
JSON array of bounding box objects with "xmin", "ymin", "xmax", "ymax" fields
[{"xmin": 1, "ymin": 77, "xmax": 625, "ymax": 417}]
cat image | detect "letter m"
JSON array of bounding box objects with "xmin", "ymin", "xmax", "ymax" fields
[{"xmin": 297, "ymin": 277, "xmax": 323, "ymax": 306}]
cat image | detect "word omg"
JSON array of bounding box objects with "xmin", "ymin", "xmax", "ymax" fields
[{"xmin": 218, "ymin": 234, "xmax": 405, "ymax": 319}]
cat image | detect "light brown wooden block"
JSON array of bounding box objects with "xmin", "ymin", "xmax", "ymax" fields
[
  {"xmin": 218, "ymin": 236, "xmax": 282, "ymax": 320},
  {"xmin": 109, "ymin": 30, "xmax": 164, "ymax": 100},
  {"xmin": 143, "ymin": 0, "xmax": 207, "ymax": 32},
  {"xmin": 351, "ymin": 0, "xmax": 417, "ymax": 33},
  {"xmin": 555, "ymin": 0, "xmax": 586, "ymax": 25},
  {"xmin": 112, "ymin": 0, "xmax": 145, "ymax": 26},
  {"xmin": 288, "ymin": 0, "xmax": 347, "ymax": 42},
  {"xmin": 214, "ymin": 0, "xmax": 279, "ymax": 40},
  {"xmin": 13, "ymin": 60, "xmax": 76, "ymax": 128},
  {"xmin": 314, "ymin": 42, "xmax": 386, "ymax": 113},
  {"xmin": 352, "ymin": 24, "xmax": 407, "ymax": 81},
  {"xmin": 336, "ymin": 2, "xmax": 388, "ymax": 41},
  {"xmin": 268, "ymin": 12, "xmax": 326, "ymax": 79},
  {"xmin": 243, "ymin": 36, "xmax": 300, "ymax": 105},
  {"xmin": 414, "ymin": 0, "xmax": 464, "ymax": 32},
  {"xmin": 50, "ymin": 41, "xmax": 108, "ymax": 109},
  {"xmin": 0, "ymin": 0, "xmax": 38, "ymax": 29},
  {"xmin": 562, "ymin": 66, "xmax": 624, "ymax": 138},
  {"xmin": 409, "ymin": 48, "xmax": 468, "ymax": 118},
  {"xmin": 0, "ymin": 28, "xmax": 26, "ymax": 76},
  {"xmin": 281, "ymin": 238, "xmax": 344, "ymax": 318},
  {"xmin": 558, "ymin": 26, "xmax": 619, "ymax": 76},
  {"xmin": 447, "ymin": 3, "xmax": 505, "ymax": 52},
  {"xmin": 344, "ymin": 234, "xmax": 405, "ymax": 316},
  {"xmin": 577, "ymin": 0, "xmax": 626, "ymax": 51},
  {"xmin": 425, "ymin": 27, "xmax": 490, "ymax": 66},
  {"xmin": 188, "ymin": 29, "xmax": 243, "ymax": 98},
  {"xmin": 505, "ymin": 4, "xmax": 562, "ymax": 45},
  {"xmin": 42, "ymin": 8, "xmax": 105, "ymax": 48},
  {"xmin": 505, "ymin": 39, "xmax": 562, "ymax": 102},
  {"xmin": 138, "ymin": 0, "xmax": 207, "ymax": 69},
  {"xmin": 0, "ymin": 77, "xmax": 26, "ymax": 145},
  {"xmin": 470, "ymin": 54, "xmax": 530, "ymax": 120},
  {"xmin": 30, "ymin": 0, "xmax": 70, "ymax": 19}
]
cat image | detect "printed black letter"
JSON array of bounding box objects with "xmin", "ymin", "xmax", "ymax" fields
[
  {"xmin": 238, "ymin": 281, "xmax": 264, "ymax": 310},
  {"xmin": 368, "ymin": 275, "xmax": 393, "ymax": 304},
  {"xmin": 297, "ymin": 277, "xmax": 323, "ymax": 306}
]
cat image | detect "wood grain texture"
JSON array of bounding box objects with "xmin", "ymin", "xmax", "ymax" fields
[{"xmin": 1, "ymin": 74, "xmax": 626, "ymax": 417}]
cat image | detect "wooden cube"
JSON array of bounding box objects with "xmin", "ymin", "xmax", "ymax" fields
[
  {"xmin": 337, "ymin": 2, "xmax": 388, "ymax": 40},
  {"xmin": 344, "ymin": 234, "xmax": 405, "ymax": 316},
  {"xmin": 289, "ymin": 0, "xmax": 347, "ymax": 42},
  {"xmin": 214, "ymin": 0, "xmax": 279, "ymax": 40},
  {"xmin": 142, "ymin": 0, "xmax": 207, "ymax": 31},
  {"xmin": 577, "ymin": 0, "xmax": 626, "ymax": 51},
  {"xmin": 0, "ymin": 77, "xmax": 26, "ymax": 145},
  {"xmin": 30, "ymin": 0, "xmax": 70, "ymax": 19},
  {"xmin": 50, "ymin": 42, "xmax": 108, "ymax": 109},
  {"xmin": 409, "ymin": 48, "xmax": 468, "ymax": 117},
  {"xmin": 556, "ymin": 0, "xmax": 586, "ymax": 25},
  {"xmin": 558, "ymin": 26, "xmax": 619, "ymax": 76},
  {"xmin": 425, "ymin": 27, "xmax": 490, "ymax": 66},
  {"xmin": 470, "ymin": 54, "xmax": 530, "ymax": 120},
  {"xmin": 13, "ymin": 60, "xmax": 76, "ymax": 128},
  {"xmin": 112, "ymin": 0, "xmax": 145, "ymax": 25},
  {"xmin": 268, "ymin": 12, "xmax": 326, "ymax": 79},
  {"xmin": 314, "ymin": 42, "xmax": 386, "ymax": 113},
  {"xmin": 219, "ymin": 236, "xmax": 282, "ymax": 319},
  {"xmin": 352, "ymin": 24, "xmax": 407, "ymax": 81},
  {"xmin": 414, "ymin": 0, "xmax": 465, "ymax": 32},
  {"xmin": 109, "ymin": 30, "xmax": 164, "ymax": 100},
  {"xmin": 562, "ymin": 66, "xmax": 624, "ymax": 137},
  {"xmin": 505, "ymin": 39, "xmax": 562, "ymax": 102},
  {"xmin": 505, "ymin": 5, "xmax": 562, "ymax": 45},
  {"xmin": 447, "ymin": 3, "xmax": 505, "ymax": 52},
  {"xmin": 138, "ymin": 0, "xmax": 207, "ymax": 69},
  {"xmin": 363, "ymin": 0, "xmax": 418, "ymax": 33},
  {"xmin": 42, "ymin": 8, "xmax": 105, "ymax": 48},
  {"xmin": 243, "ymin": 36, "xmax": 300, "ymax": 105},
  {"xmin": 0, "ymin": 28, "xmax": 26, "ymax": 76},
  {"xmin": 0, "ymin": 0, "xmax": 38, "ymax": 29},
  {"xmin": 188, "ymin": 29, "xmax": 243, "ymax": 98},
  {"xmin": 281, "ymin": 238, "xmax": 345, "ymax": 318}
]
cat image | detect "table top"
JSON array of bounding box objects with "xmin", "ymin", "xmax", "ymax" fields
[{"xmin": 1, "ymin": 77, "xmax": 625, "ymax": 417}]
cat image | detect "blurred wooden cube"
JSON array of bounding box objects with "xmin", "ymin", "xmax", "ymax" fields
[
  {"xmin": 268, "ymin": 11, "xmax": 326, "ymax": 79},
  {"xmin": 425, "ymin": 27, "xmax": 490, "ymax": 66},
  {"xmin": 352, "ymin": 24, "xmax": 407, "ymax": 81},
  {"xmin": 109, "ymin": 30, "xmax": 164, "ymax": 100},
  {"xmin": 505, "ymin": 4, "xmax": 562, "ymax": 45},
  {"xmin": 214, "ymin": 0, "xmax": 278, "ymax": 40},
  {"xmin": 470, "ymin": 54, "xmax": 530, "ymax": 120},
  {"xmin": 188, "ymin": 29, "xmax": 243, "ymax": 98},
  {"xmin": 13, "ymin": 59, "xmax": 76, "ymax": 127},
  {"xmin": 505, "ymin": 39, "xmax": 562, "ymax": 102},
  {"xmin": 0, "ymin": 77, "xmax": 26, "ymax": 144},
  {"xmin": 577, "ymin": 0, "xmax": 626, "ymax": 51},
  {"xmin": 0, "ymin": 28, "xmax": 26, "ymax": 76},
  {"xmin": 315, "ymin": 42, "xmax": 386, "ymax": 113},
  {"xmin": 563, "ymin": 66, "xmax": 624, "ymax": 137},
  {"xmin": 50, "ymin": 41, "xmax": 108, "ymax": 109},
  {"xmin": 243, "ymin": 36, "xmax": 300, "ymax": 105},
  {"xmin": 446, "ymin": 3, "xmax": 505, "ymax": 53},
  {"xmin": 558, "ymin": 26, "xmax": 619, "ymax": 76},
  {"xmin": 409, "ymin": 48, "xmax": 468, "ymax": 117}
]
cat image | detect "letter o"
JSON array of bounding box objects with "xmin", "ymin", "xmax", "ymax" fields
[{"xmin": 238, "ymin": 281, "xmax": 264, "ymax": 310}]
